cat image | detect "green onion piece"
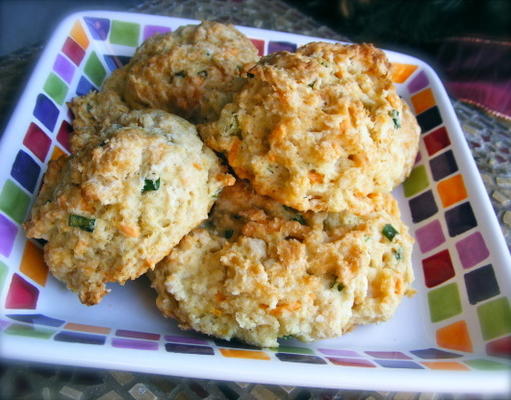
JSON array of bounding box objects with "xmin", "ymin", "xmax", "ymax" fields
[
  {"xmin": 69, "ymin": 214, "xmax": 95, "ymax": 232},
  {"xmin": 389, "ymin": 109, "xmax": 401, "ymax": 129},
  {"xmin": 224, "ymin": 229, "xmax": 234, "ymax": 239},
  {"xmin": 174, "ymin": 71, "xmax": 186, "ymax": 77},
  {"xmin": 382, "ymin": 224, "xmax": 399, "ymax": 241},
  {"xmin": 198, "ymin": 70, "xmax": 208, "ymax": 77},
  {"xmin": 279, "ymin": 335, "xmax": 293, "ymax": 340},
  {"xmin": 308, "ymin": 80, "xmax": 317, "ymax": 88},
  {"xmin": 393, "ymin": 247, "xmax": 402, "ymax": 261},
  {"xmin": 330, "ymin": 281, "xmax": 344, "ymax": 292},
  {"xmin": 247, "ymin": 72, "xmax": 255, "ymax": 78},
  {"xmin": 142, "ymin": 178, "xmax": 160, "ymax": 193},
  {"xmin": 292, "ymin": 215, "xmax": 306, "ymax": 226}
]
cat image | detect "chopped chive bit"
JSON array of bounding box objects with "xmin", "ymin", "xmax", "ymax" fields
[
  {"xmin": 174, "ymin": 71, "xmax": 186, "ymax": 77},
  {"xmin": 224, "ymin": 229, "xmax": 234, "ymax": 239},
  {"xmin": 279, "ymin": 335, "xmax": 293, "ymax": 340},
  {"xmin": 331, "ymin": 281, "xmax": 344, "ymax": 292},
  {"xmin": 382, "ymin": 224, "xmax": 399, "ymax": 241},
  {"xmin": 283, "ymin": 205, "xmax": 307, "ymax": 226},
  {"xmin": 142, "ymin": 178, "xmax": 160, "ymax": 193},
  {"xmin": 389, "ymin": 109, "xmax": 401, "ymax": 129},
  {"xmin": 69, "ymin": 214, "xmax": 95, "ymax": 232},
  {"xmin": 393, "ymin": 247, "xmax": 403, "ymax": 261},
  {"xmin": 198, "ymin": 70, "xmax": 208, "ymax": 77}
]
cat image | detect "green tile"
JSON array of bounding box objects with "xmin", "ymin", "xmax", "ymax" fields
[
  {"xmin": 275, "ymin": 346, "xmax": 314, "ymax": 355},
  {"xmin": 403, "ymin": 165, "xmax": 429, "ymax": 197},
  {"xmin": 84, "ymin": 52, "xmax": 106, "ymax": 87},
  {"xmin": 477, "ymin": 297, "xmax": 511, "ymax": 340},
  {"xmin": 465, "ymin": 359, "xmax": 511, "ymax": 371},
  {"xmin": 109, "ymin": 20, "xmax": 140, "ymax": 46},
  {"xmin": 0, "ymin": 179, "xmax": 31, "ymax": 223},
  {"xmin": 0, "ymin": 261, "xmax": 7, "ymax": 296},
  {"xmin": 43, "ymin": 73, "xmax": 67, "ymax": 105},
  {"xmin": 5, "ymin": 323, "xmax": 54, "ymax": 339},
  {"xmin": 428, "ymin": 283, "xmax": 462, "ymax": 322}
]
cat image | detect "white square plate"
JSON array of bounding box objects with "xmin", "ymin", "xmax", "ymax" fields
[{"xmin": 1, "ymin": 11, "xmax": 510, "ymax": 394}]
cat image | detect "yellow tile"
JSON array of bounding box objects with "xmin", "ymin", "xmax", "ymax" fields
[
  {"xmin": 391, "ymin": 63, "xmax": 418, "ymax": 83},
  {"xmin": 20, "ymin": 240, "xmax": 48, "ymax": 286},
  {"xmin": 70, "ymin": 20, "xmax": 89, "ymax": 50}
]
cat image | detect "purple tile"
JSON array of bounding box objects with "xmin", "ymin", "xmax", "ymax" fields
[
  {"xmin": 165, "ymin": 342, "xmax": 214, "ymax": 355},
  {"xmin": 375, "ymin": 360, "xmax": 424, "ymax": 369},
  {"xmin": 0, "ymin": 213, "xmax": 18, "ymax": 256},
  {"xmin": 318, "ymin": 348, "xmax": 360, "ymax": 358},
  {"xmin": 53, "ymin": 54, "xmax": 75, "ymax": 84},
  {"xmin": 116, "ymin": 329, "xmax": 160, "ymax": 341},
  {"xmin": 54, "ymin": 331, "xmax": 106, "ymax": 345},
  {"xmin": 410, "ymin": 348, "xmax": 461, "ymax": 359},
  {"xmin": 464, "ymin": 264, "xmax": 500, "ymax": 305},
  {"xmin": 327, "ymin": 357, "xmax": 375, "ymax": 368},
  {"xmin": 430, "ymin": 150, "xmax": 458, "ymax": 181},
  {"xmin": 407, "ymin": 70, "xmax": 429, "ymax": 93},
  {"xmin": 456, "ymin": 232, "xmax": 489, "ymax": 269},
  {"xmin": 33, "ymin": 94, "xmax": 59, "ymax": 131},
  {"xmin": 409, "ymin": 190, "xmax": 438, "ymax": 223},
  {"xmin": 143, "ymin": 25, "xmax": 171, "ymax": 40},
  {"xmin": 164, "ymin": 335, "xmax": 209, "ymax": 345},
  {"xmin": 84, "ymin": 17, "xmax": 110, "ymax": 40},
  {"xmin": 415, "ymin": 151, "xmax": 422, "ymax": 165},
  {"xmin": 76, "ymin": 76, "xmax": 97, "ymax": 96},
  {"xmin": 365, "ymin": 351, "xmax": 411, "ymax": 360},
  {"xmin": 11, "ymin": 150, "xmax": 41, "ymax": 193},
  {"xmin": 0, "ymin": 319, "xmax": 10, "ymax": 331},
  {"xmin": 275, "ymin": 353, "xmax": 326, "ymax": 364},
  {"xmin": 7, "ymin": 314, "xmax": 64, "ymax": 327},
  {"xmin": 112, "ymin": 338, "xmax": 159, "ymax": 350},
  {"xmin": 268, "ymin": 41, "xmax": 297, "ymax": 53},
  {"xmin": 415, "ymin": 220, "xmax": 445, "ymax": 253}
]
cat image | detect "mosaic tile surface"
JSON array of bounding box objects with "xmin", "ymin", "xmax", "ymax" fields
[{"xmin": 0, "ymin": 0, "xmax": 510, "ymax": 396}]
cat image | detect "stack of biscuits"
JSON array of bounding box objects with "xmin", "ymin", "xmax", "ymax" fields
[{"xmin": 25, "ymin": 21, "xmax": 420, "ymax": 347}]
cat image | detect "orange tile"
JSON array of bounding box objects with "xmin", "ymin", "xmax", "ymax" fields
[
  {"xmin": 64, "ymin": 322, "xmax": 111, "ymax": 335},
  {"xmin": 437, "ymin": 174, "xmax": 468, "ymax": 208},
  {"xmin": 70, "ymin": 20, "xmax": 89, "ymax": 50},
  {"xmin": 391, "ymin": 63, "xmax": 418, "ymax": 84},
  {"xmin": 219, "ymin": 348, "xmax": 270, "ymax": 360},
  {"xmin": 422, "ymin": 361, "xmax": 470, "ymax": 371},
  {"xmin": 411, "ymin": 88, "xmax": 435, "ymax": 114},
  {"xmin": 19, "ymin": 240, "xmax": 48, "ymax": 286},
  {"xmin": 436, "ymin": 320, "xmax": 473, "ymax": 352},
  {"xmin": 51, "ymin": 145, "xmax": 66, "ymax": 161}
]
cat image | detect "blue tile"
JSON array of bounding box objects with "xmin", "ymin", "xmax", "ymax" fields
[
  {"xmin": 445, "ymin": 202, "xmax": 477, "ymax": 237},
  {"xmin": 76, "ymin": 76, "xmax": 97, "ymax": 96},
  {"xmin": 410, "ymin": 348, "xmax": 461, "ymax": 359},
  {"xmin": 103, "ymin": 55, "xmax": 131, "ymax": 72},
  {"xmin": 375, "ymin": 359, "xmax": 424, "ymax": 369},
  {"xmin": 268, "ymin": 41, "xmax": 297, "ymax": 54},
  {"xmin": 430, "ymin": 150, "xmax": 458, "ymax": 181},
  {"xmin": 165, "ymin": 343, "xmax": 214, "ymax": 355},
  {"xmin": 7, "ymin": 314, "xmax": 65, "ymax": 327},
  {"xmin": 33, "ymin": 94, "xmax": 59, "ymax": 131},
  {"xmin": 54, "ymin": 331, "xmax": 106, "ymax": 345},
  {"xmin": 84, "ymin": 17, "xmax": 110, "ymax": 40},
  {"xmin": 11, "ymin": 150, "xmax": 40, "ymax": 193},
  {"xmin": 464, "ymin": 264, "xmax": 500, "ymax": 305}
]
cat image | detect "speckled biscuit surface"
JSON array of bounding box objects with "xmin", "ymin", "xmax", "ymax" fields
[
  {"xmin": 106, "ymin": 21, "xmax": 259, "ymax": 123},
  {"xmin": 200, "ymin": 42, "xmax": 420, "ymax": 213},
  {"xmin": 25, "ymin": 111, "xmax": 233, "ymax": 305},
  {"xmin": 150, "ymin": 182, "xmax": 414, "ymax": 347}
]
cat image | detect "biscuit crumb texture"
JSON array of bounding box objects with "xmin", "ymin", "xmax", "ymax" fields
[
  {"xmin": 25, "ymin": 111, "xmax": 233, "ymax": 305},
  {"xmin": 200, "ymin": 42, "xmax": 420, "ymax": 213},
  {"xmin": 150, "ymin": 182, "xmax": 414, "ymax": 347},
  {"xmin": 105, "ymin": 21, "xmax": 259, "ymax": 124}
]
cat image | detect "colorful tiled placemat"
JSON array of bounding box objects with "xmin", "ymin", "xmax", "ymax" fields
[{"xmin": 0, "ymin": 10, "xmax": 509, "ymax": 393}]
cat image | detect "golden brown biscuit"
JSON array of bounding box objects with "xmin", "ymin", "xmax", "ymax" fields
[
  {"xmin": 105, "ymin": 21, "xmax": 259, "ymax": 123},
  {"xmin": 25, "ymin": 111, "xmax": 234, "ymax": 305},
  {"xmin": 200, "ymin": 42, "xmax": 420, "ymax": 213},
  {"xmin": 150, "ymin": 181, "xmax": 414, "ymax": 347}
]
